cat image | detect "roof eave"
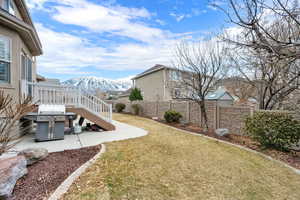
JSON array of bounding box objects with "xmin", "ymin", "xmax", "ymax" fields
[
  {"xmin": 132, "ymin": 66, "xmax": 169, "ymax": 80},
  {"xmin": 0, "ymin": 10, "xmax": 43, "ymax": 56}
]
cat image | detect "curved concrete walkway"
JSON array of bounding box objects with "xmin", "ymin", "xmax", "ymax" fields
[{"xmin": 2, "ymin": 121, "xmax": 147, "ymax": 158}]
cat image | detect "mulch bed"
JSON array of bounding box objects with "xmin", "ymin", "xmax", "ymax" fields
[
  {"xmin": 158, "ymin": 120, "xmax": 300, "ymax": 170},
  {"xmin": 10, "ymin": 145, "xmax": 101, "ymax": 200}
]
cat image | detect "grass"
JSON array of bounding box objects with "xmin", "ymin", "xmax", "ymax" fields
[{"xmin": 62, "ymin": 113, "xmax": 300, "ymax": 200}]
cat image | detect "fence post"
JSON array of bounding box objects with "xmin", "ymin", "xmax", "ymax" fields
[
  {"xmin": 186, "ymin": 101, "xmax": 190, "ymax": 123},
  {"xmin": 199, "ymin": 103, "xmax": 202, "ymax": 127},
  {"xmin": 216, "ymin": 103, "xmax": 220, "ymax": 129},
  {"xmin": 156, "ymin": 101, "xmax": 159, "ymax": 117},
  {"xmin": 213, "ymin": 101, "xmax": 217, "ymax": 130}
]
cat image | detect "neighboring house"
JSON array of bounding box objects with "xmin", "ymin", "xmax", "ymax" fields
[
  {"xmin": 132, "ymin": 64, "xmax": 218, "ymax": 102},
  {"xmin": 117, "ymin": 88, "xmax": 132, "ymax": 101},
  {"xmin": 95, "ymin": 89, "xmax": 108, "ymax": 100},
  {"xmin": 36, "ymin": 74, "xmax": 46, "ymax": 82},
  {"xmin": 0, "ymin": 0, "xmax": 42, "ymax": 101},
  {"xmin": 205, "ymin": 87, "xmax": 234, "ymax": 106},
  {"xmin": 39, "ymin": 78, "xmax": 61, "ymax": 85},
  {"xmin": 215, "ymin": 77, "xmax": 258, "ymax": 107},
  {"xmin": 132, "ymin": 65, "xmax": 189, "ymax": 101}
]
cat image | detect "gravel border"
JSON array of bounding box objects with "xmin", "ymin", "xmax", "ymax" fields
[
  {"xmin": 48, "ymin": 144, "xmax": 106, "ymax": 200},
  {"xmin": 153, "ymin": 119, "xmax": 300, "ymax": 175}
]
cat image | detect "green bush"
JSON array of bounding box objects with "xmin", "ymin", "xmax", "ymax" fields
[
  {"xmin": 245, "ymin": 111, "xmax": 300, "ymax": 151},
  {"xmin": 164, "ymin": 110, "xmax": 182, "ymax": 123},
  {"xmin": 131, "ymin": 104, "xmax": 142, "ymax": 115},
  {"xmin": 129, "ymin": 88, "xmax": 143, "ymax": 102},
  {"xmin": 115, "ymin": 103, "xmax": 126, "ymax": 113}
]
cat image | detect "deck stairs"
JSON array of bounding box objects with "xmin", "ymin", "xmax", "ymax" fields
[{"xmin": 27, "ymin": 82, "xmax": 115, "ymax": 131}]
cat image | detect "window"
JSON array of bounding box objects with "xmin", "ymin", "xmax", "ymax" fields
[
  {"xmin": 170, "ymin": 70, "xmax": 181, "ymax": 81},
  {"xmin": 21, "ymin": 54, "xmax": 33, "ymax": 82},
  {"xmin": 21, "ymin": 54, "xmax": 26, "ymax": 80},
  {"xmin": 174, "ymin": 88, "xmax": 181, "ymax": 98},
  {"xmin": 3, "ymin": 0, "xmax": 15, "ymax": 15},
  {"xmin": 27, "ymin": 57, "xmax": 32, "ymax": 82},
  {"xmin": 0, "ymin": 36, "xmax": 11, "ymax": 83},
  {"xmin": 21, "ymin": 54, "xmax": 33, "ymax": 96}
]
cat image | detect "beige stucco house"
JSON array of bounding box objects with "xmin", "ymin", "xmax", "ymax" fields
[
  {"xmin": 132, "ymin": 65, "xmax": 189, "ymax": 101},
  {"xmin": 132, "ymin": 65, "xmax": 234, "ymax": 105},
  {"xmin": 0, "ymin": 1, "xmax": 116, "ymax": 132},
  {"xmin": 0, "ymin": 0, "xmax": 42, "ymax": 101}
]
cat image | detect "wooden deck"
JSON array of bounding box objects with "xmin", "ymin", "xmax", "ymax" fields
[
  {"xmin": 66, "ymin": 107, "xmax": 115, "ymax": 131},
  {"xmin": 26, "ymin": 82, "xmax": 115, "ymax": 131}
]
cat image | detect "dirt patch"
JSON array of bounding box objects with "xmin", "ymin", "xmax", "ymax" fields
[
  {"xmin": 10, "ymin": 145, "xmax": 101, "ymax": 200},
  {"xmin": 158, "ymin": 120, "xmax": 300, "ymax": 170}
]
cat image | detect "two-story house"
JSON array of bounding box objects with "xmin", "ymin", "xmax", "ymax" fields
[
  {"xmin": 0, "ymin": 0, "xmax": 42, "ymax": 101},
  {"xmin": 132, "ymin": 65, "xmax": 185, "ymax": 101},
  {"xmin": 132, "ymin": 65, "xmax": 234, "ymax": 106},
  {"xmin": 0, "ymin": 1, "xmax": 115, "ymax": 131}
]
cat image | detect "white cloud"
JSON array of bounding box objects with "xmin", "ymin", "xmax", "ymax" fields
[
  {"xmin": 169, "ymin": 12, "xmax": 192, "ymax": 22},
  {"xmin": 35, "ymin": 24, "xmax": 180, "ymax": 75},
  {"xmin": 28, "ymin": 0, "xmax": 166, "ymax": 43},
  {"xmin": 28, "ymin": 0, "xmax": 202, "ymax": 76},
  {"xmin": 155, "ymin": 19, "xmax": 166, "ymax": 26},
  {"xmin": 26, "ymin": 0, "xmax": 48, "ymax": 9},
  {"xmin": 35, "ymin": 23, "xmax": 107, "ymax": 74}
]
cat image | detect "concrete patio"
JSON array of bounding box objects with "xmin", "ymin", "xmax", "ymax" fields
[{"xmin": 1, "ymin": 120, "xmax": 148, "ymax": 158}]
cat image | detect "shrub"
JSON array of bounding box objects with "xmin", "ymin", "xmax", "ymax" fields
[
  {"xmin": 129, "ymin": 88, "xmax": 143, "ymax": 102},
  {"xmin": 164, "ymin": 110, "xmax": 182, "ymax": 123},
  {"xmin": 115, "ymin": 103, "xmax": 126, "ymax": 113},
  {"xmin": 131, "ymin": 104, "xmax": 142, "ymax": 115},
  {"xmin": 245, "ymin": 111, "xmax": 300, "ymax": 151}
]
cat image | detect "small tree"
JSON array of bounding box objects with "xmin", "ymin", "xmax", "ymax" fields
[
  {"xmin": 0, "ymin": 91, "xmax": 33, "ymax": 155},
  {"xmin": 129, "ymin": 88, "xmax": 143, "ymax": 102},
  {"xmin": 174, "ymin": 40, "xmax": 228, "ymax": 129}
]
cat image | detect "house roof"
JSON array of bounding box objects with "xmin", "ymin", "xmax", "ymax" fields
[
  {"xmin": 0, "ymin": 0, "xmax": 43, "ymax": 56},
  {"xmin": 205, "ymin": 87, "xmax": 234, "ymax": 101},
  {"xmin": 132, "ymin": 64, "xmax": 171, "ymax": 80},
  {"xmin": 118, "ymin": 88, "xmax": 132, "ymax": 98},
  {"xmin": 36, "ymin": 74, "xmax": 46, "ymax": 81}
]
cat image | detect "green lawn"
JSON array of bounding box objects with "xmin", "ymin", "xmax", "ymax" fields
[{"xmin": 62, "ymin": 113, "xmax": 300, "ymax": 200}]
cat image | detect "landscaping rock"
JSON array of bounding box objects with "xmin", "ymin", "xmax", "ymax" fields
[
  {"xmin": 0, "ymin": 156, "xmax": 27, "ymax": 199},
  {"xmin": 18, "ymin": 148, "xmax": 48, "ymax": 166},
  {"xmin": 215, "ymin": 128, "xmax": 229, "ymax": 136}
]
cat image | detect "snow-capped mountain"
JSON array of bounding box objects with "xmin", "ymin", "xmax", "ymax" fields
[{"xmin": 63, "ymin": 76, "xmax": 132, "ymax": 92}]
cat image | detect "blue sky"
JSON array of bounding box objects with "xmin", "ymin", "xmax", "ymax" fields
[{"xmin": 26, "ymin": 0, "xmax": 228, "ymax": 81}]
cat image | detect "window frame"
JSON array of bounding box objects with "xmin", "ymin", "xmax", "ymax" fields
[
  {"xmin": 0, "ymin": 35, "xmax": 12, "ymax": 84},
  {"xmin": 173, "ymin": 88, "xmax": 181, "ymax": 99},
  {"xmin": 170, "ymin": 70, "xmax": 181, "ymax": 81},
  {"xmin": 21, "ymin": 52, "xmax": 33, "ymax": 82},
  {"xmin": 3, "ymin": 0, "xmax": 15, "ymax": 16}
]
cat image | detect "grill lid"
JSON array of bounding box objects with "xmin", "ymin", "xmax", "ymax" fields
[{"xmin": 38, "ymin": 105, "xmax": 66, "ymax": 115}]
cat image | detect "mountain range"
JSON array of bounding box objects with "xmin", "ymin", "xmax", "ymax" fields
[{"xmin": 63, "ymin": 76, "xmax": 133, "ymax": 92}]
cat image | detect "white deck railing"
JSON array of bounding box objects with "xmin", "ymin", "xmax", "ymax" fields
[{"xmin": 27, "ymin": 82, "xmax": 112, "ymax": 123}]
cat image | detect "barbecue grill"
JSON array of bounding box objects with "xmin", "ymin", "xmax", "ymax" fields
[{"xmin": 25, "ymin": 105, "xmax": 76, "ymax": 142}]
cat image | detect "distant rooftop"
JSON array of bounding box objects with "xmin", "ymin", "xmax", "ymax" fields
[
  {"xmin": 132, "ymin": 64, "xmax": 173, "ymax": 80},
  {"xmin": 205, "ymin": 87, "xmax": 234, "ymax": 100}
]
